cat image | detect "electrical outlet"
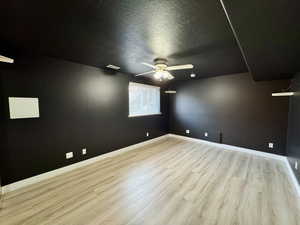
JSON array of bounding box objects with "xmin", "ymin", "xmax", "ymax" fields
[
  {"xmin": 186, "ymin": 130, "xmax": 190, "ymax": 134},
  {"xmin": 204, "ymin": 132, "xmax": 208, "ymax": 137},
  {"xmin": 268, "ymin": 143, "xmax": 274, "ymax": 149},
  {"xmin": 82, "ymin": 148, "xmax": 87, "ymax": 155},
  {"xmin": 66, "ymin": 152, "xmax": 73, "ymax": 159},
  {"xmin": 146, "ymin": 132, "xmax": 149, "ymax": 137},
  {"xmin": 295, "ymin": 161, "xmax": 298, "ymax": 170}
]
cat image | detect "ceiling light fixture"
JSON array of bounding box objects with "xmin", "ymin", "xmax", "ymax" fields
[
  {"xmin": 272, "ymin": 92, "xmax": 294, "ymax": 97},
  {"xmin": 154, "ymin": 70, "xmax": 173, "ymax": 81},
  {"xmin": 154, "ymin": 71, "xmax": 164, "ymax": 80},
  {"xmin": 165, "ymin": 90, "xmax": 176, "ymax": 94}
]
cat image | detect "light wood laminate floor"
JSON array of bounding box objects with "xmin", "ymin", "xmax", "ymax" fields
[{"xmin": 1, "ymin": 137, "xmax": 300, "ymax": 225}]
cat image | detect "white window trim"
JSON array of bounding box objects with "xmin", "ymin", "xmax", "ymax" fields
[
  {"xmin": 128, "ymin": 112, "xmax": 162, "ymax": 118},
  {"xmin": 129, "ymin": 82, "xmax": 161, "ymax": 89},
  {"xmin": 128, "ymin": 82, "xmax": 162, "ymax": 117}
]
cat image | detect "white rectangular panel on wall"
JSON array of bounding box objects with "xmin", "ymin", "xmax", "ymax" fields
[{"xmin": 9, "ymin": 97, "xmax": 40, "ymax": 119}]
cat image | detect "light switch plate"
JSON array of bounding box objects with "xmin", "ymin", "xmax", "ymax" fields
[
  {"xmin": 82, "ymin": 148, "xmax": 87, "ymax": 155},
  {"xmin": 146, "ymin": 132, "xmax": 149, "ymax": 137},
  {"xmin": 205, "ymin": 132, "xmax": 208, "ymax": 137}
]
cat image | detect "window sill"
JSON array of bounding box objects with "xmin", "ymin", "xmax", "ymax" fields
[{"xmin": 128, "ymin": 113, "xmax": 162, "ymax": 118}]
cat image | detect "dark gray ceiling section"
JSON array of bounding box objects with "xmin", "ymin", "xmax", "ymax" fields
[
  {"xmin": 221, "ymin": 0, "xmax": 300, "ymax": 81},
  {"xmin": 0, "ymin": 0, "xmax": 247, "ymax": 80}
]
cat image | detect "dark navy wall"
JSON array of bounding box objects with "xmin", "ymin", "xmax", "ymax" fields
[
  {"xmin": 287, "ymin": 73, "xmax": 300, "ymax": 184},
  {"xmin": 0, "ymin": 58, "xmax": 293, "ymax": 186},
  {"xmin": 168, "ymin": 73, "xmax": 290, "ymax": 155},
  {"xmin": 0, "ymin": 74, "xmax": 4, "ymax": 191},
  {"xmin": 0, "ymin": 57, "xmax": 168, "ymax": 185}
]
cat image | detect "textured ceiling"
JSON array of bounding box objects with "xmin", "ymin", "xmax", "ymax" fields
[
  {"xmin": 1, "ymin": 0, "xmax": 298, "ymax": 82},
  {"xmin": 0, "ymin": 0, "xmax": 247, "ymax": 81},
  {"xmin": 222, "ymin": 0, "xmax": 300, "ymax": 81}
]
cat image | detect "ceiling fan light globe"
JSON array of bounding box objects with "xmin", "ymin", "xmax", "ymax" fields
[
  {"xmin": 154, "ymin": 72, "xmax": 163, "ymax": 80},
  {"xmin": 162, "ymin": 72, "xmax": 169, "ymax": 79}
]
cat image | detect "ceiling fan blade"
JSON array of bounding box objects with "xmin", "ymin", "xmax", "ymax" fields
[
  {"xmin": 167, "ymin": 72, "xmax": 175, "ymax": 80},
  {"xmin": 166, "ymin": 64, "xmax": 194, "ymax": 71},
  {"xmin": 142, "ymin": 62, "xmax": 156, "ymax": 69},
  {"xmin": 135, "ymin": 70, "xmax": 155, "ymax": 76},
  {"xmin": 0, "ymin": 55, "xmax": 14, "ymax": 63}
]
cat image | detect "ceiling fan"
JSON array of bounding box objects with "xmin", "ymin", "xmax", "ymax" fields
[{"xmin": 135, "ymin": 58, "xmax": 194, "ymax": 81}]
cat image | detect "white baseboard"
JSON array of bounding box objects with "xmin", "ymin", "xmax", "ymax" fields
[
  {"xmin": 2, "ymin": 134, "xmax": 168, "ymax": 194},
  {"xmin": 169, "ymin": 133, "xmax": 300, "ymax": 197},
  {"xmin": 283, "ymin": 158, "xmax": 300, "ymax": 198},
  {"xmin": 3, "ymin": 133, "xmax": 300, "ymax": 198},
  {"xmin": 168, "ymin": 134, "xmax": 286, "ymax": 161}
]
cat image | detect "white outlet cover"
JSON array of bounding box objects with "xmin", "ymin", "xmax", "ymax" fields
[
  {"xmin": 66, "ymin": 152, "xmax": 73, "ymax": 159},
  {"xmin": 295, "ymin": 161, "xmax": 298, "ymax": 170},
  {"xmin": 82, "ymin": 148, "xmax": 87, "ymax": 155},
  {"xmin": 186, "ymin": 130, "xmax": 190, "ymax": 134},
  {"xmin": 205, "ymin": 132, "xmax": 208, "ymax": 137},
  {"xmin": 146, "ymin": 132, "xmax": 149, "ymax": 137},
  {"xmin": 268, "ymin": 143, "xmax": 274, "ymax": 148}
]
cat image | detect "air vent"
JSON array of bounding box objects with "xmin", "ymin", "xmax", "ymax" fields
[{"xmin": 106, "ymin": 64, "xmax": 120, "ymax": 70}]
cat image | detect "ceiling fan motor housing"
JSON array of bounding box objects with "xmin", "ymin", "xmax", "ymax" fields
[
  {"xmin": 154, "ymin": 58, "xmax": 168, "ymax": 71},
  {"xmin": 154, "ymin": 58, "xmax": 168, "ymax": 65}
]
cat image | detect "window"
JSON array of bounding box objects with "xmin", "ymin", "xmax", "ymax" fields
[{"xmin": 129, "ymin": 82, "xmax": 161, "ymax": 117}]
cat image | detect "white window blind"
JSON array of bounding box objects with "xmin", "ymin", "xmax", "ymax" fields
[{"xmin": 129, "ymin": 82, "xmax": 161, "ymax": 117}]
